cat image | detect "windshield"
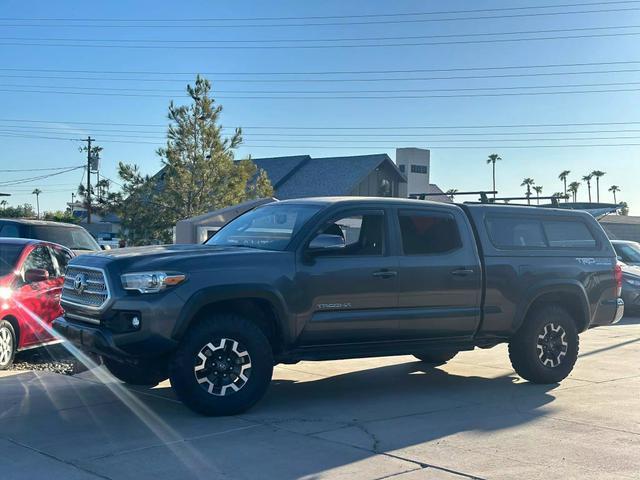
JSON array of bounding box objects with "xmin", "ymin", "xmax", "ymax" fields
[
  {"xmin": 615, "ymin": 242, "xmax": 640, "ymax": 263},
  {"xmin": 0, "ymin": 244, "xmax": 24, "ymax": 276},
  {"xmin": 206, "ymin": 203, "xmax": 322, "ymax": 251},
  {"xmin": 28, "ymin": 225, "xmax": 100, "ymax": 251}
]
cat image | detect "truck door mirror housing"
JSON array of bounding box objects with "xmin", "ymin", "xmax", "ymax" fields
[
  {"xmin": 24, "ymin": 268, "xmax": 49, "ymax": 283},
  {"xmin": 307, "ymin": 234, "xmax": 346, "ymax": 254}
]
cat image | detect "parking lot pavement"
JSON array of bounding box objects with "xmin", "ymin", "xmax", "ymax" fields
[{"xmin": 1, "ymin": 318, "xmax": 638, "ymax": 480}]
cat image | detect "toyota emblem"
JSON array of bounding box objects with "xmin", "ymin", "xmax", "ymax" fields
[{"xmin": 73, "ymin": 273, "xmax": 88, "ymax": 294}]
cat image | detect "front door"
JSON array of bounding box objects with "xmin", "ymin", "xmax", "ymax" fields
[
  {"xmin": 394, "ymin": 208, "xmax": 482, "ymax": 339},
  {"xmin": 296, "ymin": 208, "xmax": 400, "ymax": 345},
  {"xmin": 16, "ymin": 245, "xmax": 58, "ymax": 347}
]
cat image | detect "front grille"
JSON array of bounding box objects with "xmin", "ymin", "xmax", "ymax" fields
[{"xmin": 62, "ymin": 266, "xmax": 110, "ymax": 310}]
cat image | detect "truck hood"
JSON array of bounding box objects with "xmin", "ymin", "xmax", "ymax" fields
[{"xmin": 68, "ymin": 243, "xmax": 282, "ymax": 272}]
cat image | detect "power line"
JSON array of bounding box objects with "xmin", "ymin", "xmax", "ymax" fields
[
  {"xmin": 0, "ymin": 166, "xmax": 84, "ymax": 186},
  {"xmin": 4, "ymin": 24, "xmax": 640, "ymax": 44},
  {"xmin": 2, "ymin": 60, "xmax": 639, "ymax": 76},
  {"xmin": 0, "ymin": 165, "xmax": 83, "ymax": 172},
  {"xmin": 2, "ymin": 5, "xmax": 640, "ymax": 28},
  {"xmin": 3, "ymin": 31, "xmax": 639, "ymax": 49},
  {"xmin": 2, "ymin": 1, "xmax": 637, "ymax": 22}
]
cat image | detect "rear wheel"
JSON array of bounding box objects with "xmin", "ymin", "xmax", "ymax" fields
[
  {"xmin": 509, "ymin": 304, "xmax": 579, "ymax": 384},
  {"xmin": 102, "ymin": 357, "xmax": 168, "ymax": 386},
  {"xmin": 169, "ymin": 314, "xmax": 273, "ymax": 416},
  {"xmin": 414, "ymin": 350, "xmax": 458, "ymax": 366},
  {"xmin": 0, "ymin": 321, "xmax": 16, "ymax": 370}
]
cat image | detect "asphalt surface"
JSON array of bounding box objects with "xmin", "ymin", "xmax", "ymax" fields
[{"xmin": 0, "ymin": 316, "xmax": 638, "ymax": 480}]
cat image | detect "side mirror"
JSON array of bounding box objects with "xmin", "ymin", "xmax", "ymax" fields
[
  {"xmin": 307, "ymin": 234, "xmax": 346, "ymax": 254},
  {"xmin": 24, "ymin": 268, "xmax": 49, "ymax": 283}
]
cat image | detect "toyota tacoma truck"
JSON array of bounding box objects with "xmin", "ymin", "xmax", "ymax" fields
[{"xmin": 53, "ymin": 197, "xmax": 624, "ymax": 416}]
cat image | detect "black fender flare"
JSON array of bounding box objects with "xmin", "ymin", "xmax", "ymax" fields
[
  {"xmin": 172, "ymin": 284, "xmax": 292, "ymax": 343},
  {"xmin": 513, "ymin": 280, "xmax": 591, "ymax": 333}
]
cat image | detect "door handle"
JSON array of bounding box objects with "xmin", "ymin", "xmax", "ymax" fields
[
  {"xmin": 451, "ymin": 268, "xmax": 474, "ymax": 277},
  {"xmin": 372, "ymin": 270, "xmax": 398, "ymax": 279}
]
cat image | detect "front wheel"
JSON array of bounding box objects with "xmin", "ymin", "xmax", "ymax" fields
[
  {"xmin": 169, "ymin": 314, "xmax": 274, "ymax": 416},
  {"xmin": 508, "ymin": 304, "xmax": 579, "ymax": 384},
  {"xmin": 102, "ymin": 357, "xmax": 168, "ymax": 386},
  {"xmin": 414, "ymin": 350, "xmax": 458, "ymax": 366},
  {"xmin": 0, "ymin": 320, "xmax": 17, "ymax": 370}
]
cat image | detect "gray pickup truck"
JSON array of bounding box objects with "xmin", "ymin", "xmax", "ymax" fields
[{"xmin": 54, "ymin": 197, "xmax": 624, "ymax": 415}]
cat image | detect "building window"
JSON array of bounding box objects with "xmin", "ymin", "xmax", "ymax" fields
[
  {"xmin": 378, "ymin": 178, "xmax": 393, "ymax": 197},
  {"xmin": 410, "ymin": 165, "xmax": 428, "ymax": 174},
  {"xmin": 398, "ymin": 165, "xmax": 405, "ymax": 173}
]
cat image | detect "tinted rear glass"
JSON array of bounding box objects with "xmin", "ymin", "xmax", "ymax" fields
[
  {"xmin": 0, "ymin": 244, "xmax": 24, "ymax": 276},
  {"xmin": 486, "ymin": 215, "xmax": 597, "ymax": 249},
  {"xmin": 398, "ymin": 211, "xmax": 462, "ymax": 255},
  {"xmin": 28, "ymin": 225, "xmax": 99, "ymax": 251},
  {"xmin": 0, "ymin": 223, "xmax": 21, "ymax": 238}
]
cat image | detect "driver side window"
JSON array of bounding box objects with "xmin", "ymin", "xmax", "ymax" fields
[
  {"xmin": 318, "ymin": 212, "xmax": 385, "ymax": 256},
  {"xmin": 21, "ymin": 246, "xmax": 55, "ymax": 282}
]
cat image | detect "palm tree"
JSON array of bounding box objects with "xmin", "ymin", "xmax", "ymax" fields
[
  {"xmin": 581, "ymin": 174, "xmax": 593, "ymax": 203},
  {"xmin": 486, "ymin": 153, "xmax": 502, "ymax": 199},
  {"xmin": 445, "ymin": 189, "xmax": 458, "ymax": 201},
  {"xmin": 558, "ymin": 170, "xmax": 571, "ymax": 202},
  {"xmin": 609, "ymin": 185, "xmax": 621, "ymax": 203},
  {"xmin": 568, "ymin": 181, "xmax": 581, "ymax": 202},
  {"xmin": 591, "ymin": 170, "xmax": 606, "ymax": 203},
  {"xmin": 32, "ymin": 188, "xmax": 42, "ymax": 219},
  {"xmin": 0, "ymin": 200, "xmax": 7, "ymax": 209},
  {"xmin": 533, "ymin": 185, "xmax": 543, "ymax": 205},
  {"xmin": 521, "ymin": 177, "xmax": 535, "ymax": 205}
]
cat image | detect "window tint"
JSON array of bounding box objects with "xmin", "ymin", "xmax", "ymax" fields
[
  {"xmin": 50, "ymin": 247, "xmax": 73, "ymax": 277},
  {"xmin": 543, "ymin": 221, "xmax": 596, "ymax": 248},
  {"xmin": 319, "ymin": 212, "xmax": 385, "ymax": 256},
  {"xmin": 398, "ymin": 211, "xmax": 461, "ymax": 255},
  {"xmin": 0, "ymin": 224, "xmax": 20, "ymax": 238},
  {"xmin": 0, "ymin": 244, "xmax": 24, "ymax": 276},
  {"xmin": 486, "ymin": 215, "xmax": 598, "ymax": 249},
  {"xmin": 22, "ymin": 246, "xmax": 55, "ymax": 279},
  {"xmin": 486, "ymin": 217, "xmax": 546, "ymax": 248},
  {"xmin": 29, "ymin": 225, "xmax": 99, "ymax": 251}
]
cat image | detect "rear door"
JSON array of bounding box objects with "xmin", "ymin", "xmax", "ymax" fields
[{"xmin": 394, "ymin": 207, "xmax": 482, "ymax": 338}]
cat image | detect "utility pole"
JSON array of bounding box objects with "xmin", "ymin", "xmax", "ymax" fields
[
  {"xmin": 70, "ymin": 192, "xmax": 75, "ymax": 213},
  {"xmin": 84, "ymin": 136, "xmax": 94, "ymax": 224}
]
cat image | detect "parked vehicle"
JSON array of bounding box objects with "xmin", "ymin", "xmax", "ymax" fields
[
  {"xmin": 0, "ymin": 238, "xmax": 74, "ymax": 369},
  {"xmin": 54, "ymin": 198, "xmax": 624, "ymax": 415},
  {"xmin": 0, "ymin": 219, "xmax": 101, "ymax": 255},
  {"xmin": 620, "ymin": 263, "xmax": 640, "ymax": 314},
  {"xmin": 611, "ymin": 239, "xmax": 640, "ymax": 267}
]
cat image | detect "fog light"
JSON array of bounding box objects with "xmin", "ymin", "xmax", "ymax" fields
[{"xmin": 131, "ymin": 316, "xmax": 140, "ymax": 329}]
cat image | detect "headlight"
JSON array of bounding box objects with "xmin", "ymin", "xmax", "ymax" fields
[
  {"xmin": 624, "ymin": 277, "xmax": 640, "ymax": 287},
  {"xmin": 120, "ymin": 272, "xmax": 186, "ymax": 294},
  {"xmin": 0, "ymin": 287, "xmax": 12, "ymax": 300}
]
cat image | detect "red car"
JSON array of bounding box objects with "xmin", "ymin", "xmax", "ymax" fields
[{"xmin": 0, "ymin": 238, "xmax": 73, "ymax": 369}]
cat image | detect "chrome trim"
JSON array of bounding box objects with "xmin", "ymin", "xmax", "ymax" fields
[
  {"xmin": 60, "ymin": 265, "xmax": 111, "ymax": 312},
  {"xmin": 613, "ymin": 298, "xmax": 625, "ymax": 324},
  {"xmin": 18, "ymin": 339, "xmax": 63, "ymax": 352},
  {"xmin": 64, "ymin": 312, "xmax": 101, "ymax": 325}
]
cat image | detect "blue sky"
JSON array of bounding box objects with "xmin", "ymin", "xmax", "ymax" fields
[{"xmin": 0, "ymin": 0, "xmax": 638, "ymax": 212}]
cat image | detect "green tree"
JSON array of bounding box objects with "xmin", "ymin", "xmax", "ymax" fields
[
  {"xmin": 609, "ymin": 185, "xmax": 620, "ymax": 203},
  {"xmin": 619, "ymin": 202, "xmax": 629, "ymax": 216},
  {"xmin": 558, "ymin": 170, "xmax": 571, "ymax": 202},
  {"xmin": 591, "ymin": 170, "xmax": 606, "ymax": 203},
  {"xmin": 568, "ymin": 181, "xmax": 581, "ymax": 202},
  {"xmin": 113, "ymin": 76, "xmax": 273, "ymax": 245},
  {"xmin": 445, "ymin": 188, "xmax": 458, "ymax": 200},
  {"xmin": 43, "ymin": 210, "xmax": 79, "ymax": 224},
  {"xmin": 521, "ymin": 177, "xmax": 535, "ymax": 205},
  {"xmin": 581, "ymin": 174, "xmax": 593, "ymax": 203},
  {"xmin": 533, "ymin": 185, "xmax": 543, "ymax": 204},
  {"xmin": 0, "ymin": 203, "xmax": 35, "ymax": 218},
  {"xmin": 486, "ymin": 153, "xmax": 502, "ymax": 199}
]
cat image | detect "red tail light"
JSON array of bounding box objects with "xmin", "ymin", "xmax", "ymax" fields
[{"xmin": 614, "ymin": 263, "xmax": 623, "ymax": 297}]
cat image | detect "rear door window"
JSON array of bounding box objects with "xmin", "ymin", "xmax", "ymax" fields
[
  {"xmin": 0, "ymin": 223, "xmax": 20, "ymax": 238},
  {"xmin": 398, "ymin": 211, "xmax": 462, "ymax": 255}
]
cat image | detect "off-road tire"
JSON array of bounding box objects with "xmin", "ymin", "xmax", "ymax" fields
[
  {"xmin": 169, "ymin": 314, "xmax": 274, "ymax": 416},
  {"xmin": 102, "ymin": 356, "xmax": 168, "ymax": 386},
  {"xmin": 0, "ymin": 320, "xmax": 17, "ymax": 370},
  {"xmin": 414, "ymin": 350, "xmax": 458, "ymax": 366},
  {"xmin": 509, "ymin": 304, "xmax": 579, "ymax": 384}
]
